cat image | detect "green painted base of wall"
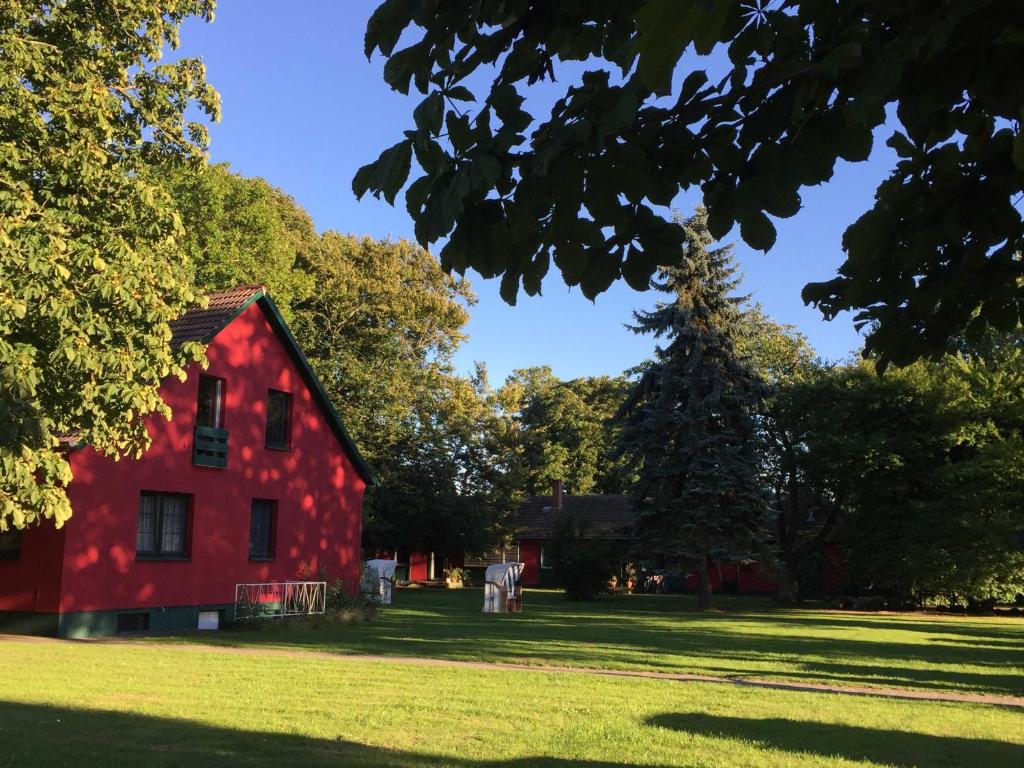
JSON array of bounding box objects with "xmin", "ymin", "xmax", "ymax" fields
[
  {"xmin": 2, "ymin": 605, "xmax": 235, "ymax": 638},
  {"xmin": 59, "ymin": 604, "xmax": 236, "ymax": 638},
  {"xmin": 0, "ymin": 611, "xmax": 60, "ymax": 636}
]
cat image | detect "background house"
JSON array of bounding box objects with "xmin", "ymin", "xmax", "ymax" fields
[
  {"xmin": 0, "ymin": 286, "xmax": 374, "ymax": 637},
  {"xmin": 515, "ymin": 481, "xmax": 842, "ymax": 595},
  {"xmin": 516, "ymin": 481, "xmax": 633, "ymax": 587}
]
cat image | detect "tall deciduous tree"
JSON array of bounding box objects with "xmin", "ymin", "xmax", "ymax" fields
[
  {"xmin": 292, "ymin": 232, "xmax": 475, "ymax": 458},
  {"xmin": 358, "ymin": 0, "xmax": 1024, "ymax": 367},
  {"xmin": 164, "ymin": 163, "xmax": 316, "ymax": 319},
  {"xmin": 498, "ymin": 367, "xmax": 632, "ymax": 496},
  {"xmin": 1, "ymin": 1, "xmax": 219, "ymax": 530},
  {"xmin": 618, "ymin": 211, "xmax": 770, "ymax": 609},
  {"xmin": 734, "ymin": 306, "xmax": 844, "ymax": 602},
  {"xmin": 363, "ymin": 364, "xmax": 517, "ymax": 557},
  {"xmin": 781, "ymin": 347, "xmax": 1024, "ymax": 608}
]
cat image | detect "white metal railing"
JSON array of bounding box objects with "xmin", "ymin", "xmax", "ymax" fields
[{"xmin": 234, "ymin": 581, "xmax": 326, "ymax": 621}]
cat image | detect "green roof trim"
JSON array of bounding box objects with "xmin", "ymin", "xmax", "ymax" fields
[{"xmin": 205, "ymin": 288, "xmax": 377, "ymax": 486}]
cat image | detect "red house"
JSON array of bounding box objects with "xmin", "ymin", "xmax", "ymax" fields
[
  {"xmin": 0, "ymin": 286, "xmax": 374, "ymax": 637},
  {"xmin": 516, "ymin": 482, "xmax": 634, "ymax": 587},
  {"xmin": 516, "ymin": 481, "xmax": 840, "ymax": 595}
]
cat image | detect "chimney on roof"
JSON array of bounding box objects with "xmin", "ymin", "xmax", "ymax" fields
[{"xmin": 551, "ymin": 480, "xmax": 563, "ymax": 512}]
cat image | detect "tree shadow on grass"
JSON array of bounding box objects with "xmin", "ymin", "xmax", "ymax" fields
[
  {"xmin": 150, "ymin": 590, "xmax": 1024, "ymax": 697},
  {"xmin": 0, "ymin": 700, "xmax": 664, "ymax": 768},
  {"xmin": 647, "ymin": 712, "xmax": 1024, "ymax": 768}
]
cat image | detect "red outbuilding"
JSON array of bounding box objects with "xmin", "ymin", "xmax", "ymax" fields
[{"xmin": 0, "ymin": 286, "xmax": 374, "ymax": 637}]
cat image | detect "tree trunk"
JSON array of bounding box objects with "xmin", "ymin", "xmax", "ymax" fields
[
  {"xmin": 775, "ymin": 562, "xmax": 799, "ymax": 604},
  {"xmin": 696, "ymin": 558, "xmax": 714, "ymax": 611}
]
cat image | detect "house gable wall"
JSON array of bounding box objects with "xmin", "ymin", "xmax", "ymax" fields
[{"xmin": 57, "ymin": 301, "xmax": 366, "ymax": 616}]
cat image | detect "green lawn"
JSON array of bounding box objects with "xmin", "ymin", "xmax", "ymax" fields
[
  {"xmin": 2, "ymin": 589, "xmax": 1023, "ymax": 766},
  {"xmin": 2, "ymin": 636, "xmax": 1023, "ymax": 767},
  {"xmin": 158, "ymin": 588, "xmax": 1024, "ymax": 697}
]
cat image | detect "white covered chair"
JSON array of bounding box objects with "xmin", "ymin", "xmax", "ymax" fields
[
  {"xmin": 363, "ymin": 559, "xmax": 398, "ymax": 605},
  {"xmin": 482, "ymin": 562, "xmax": 524, "ymax": 613}
]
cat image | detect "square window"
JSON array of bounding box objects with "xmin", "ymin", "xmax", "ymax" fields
[
  {"xmin": 0, "ymin": 529, "xmax": 22, "ymax": 561},
  {"xmin": 249, "ymin": 499, "xmax": 276, "ymax": 560},
  {"xmin": 196, "ymin": 375, "xmax": 225, "ymax": 429},
  {"xmin": 265, "ymin": 390, "xmax": 292, "ymax": 449},
  {"xmin": 137, "ymin": 492, "xmax": 190, "ymax": 559}
]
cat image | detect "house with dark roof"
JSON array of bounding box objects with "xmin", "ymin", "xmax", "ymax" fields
[
  {"xmin": 517, "ymin": 481, "xmax": 634, "ymax": 587},
  {"xmin": 0, "ymin": 286, "xmax": 373, "ymax": 637},
  {"xmin": 516, "ymin": 482, "xmax": 832, "ymax": 595}
]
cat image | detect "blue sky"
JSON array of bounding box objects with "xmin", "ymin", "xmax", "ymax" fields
[{"xmin": 175, "ymin": 1, "xmax": 895, "ymax": 383}]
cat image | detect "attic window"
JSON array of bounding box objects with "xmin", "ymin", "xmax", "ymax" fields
[{"xmin": 196, "ymin": 375, "xmax": 225, "ymax": 429}]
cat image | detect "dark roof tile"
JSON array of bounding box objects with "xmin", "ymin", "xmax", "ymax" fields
[
  {"xmin": 169, "ymin": 285, "xmax": 264, "ymax": 347},
  {"xmin": 517, "ymin": 494, "xmax": 634, "ymax": 540}
]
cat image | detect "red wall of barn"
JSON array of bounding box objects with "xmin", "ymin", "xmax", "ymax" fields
[
  {"xmin": 0, "ymin": 523, "xmax": 66, "ymax": 613},
  {"xmin": 519, "ymin": 539, "xmax": 541, "ymax": 586},
  {"xmin": 53, "ymin": 301, "xmax": 365, "ymax": 614}
]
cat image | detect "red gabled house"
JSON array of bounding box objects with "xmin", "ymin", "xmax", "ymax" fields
[
  {"xmin": 516, "ymin": 481, "xmax": 634, "ymax": 587},
  {"xmin": 0, "ymin": 286, "xmax": 374, "ymax": 637}
]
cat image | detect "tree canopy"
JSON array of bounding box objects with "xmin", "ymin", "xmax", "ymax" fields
[
  {"xmin": 497, "ymin": 367, "xmax": 632, "ymax": 496},
  {"xmin": 1, "ymin": 0, "xmax": 218, "ymax": 530},
  {"xmin": 824, "ymin": 357, "xmax": 1024, "ymax": 606},
  {"xmin": 358, "ymin": 0, "xmax": 1024, "ymax": 368},
  {"xmin": 164, "ymin": 163, "xmax": 316, "ymax": 319}
]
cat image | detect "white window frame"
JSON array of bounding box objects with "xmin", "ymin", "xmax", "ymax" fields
[{"xmin": 540, "ymin": 543, "xmax": 553, "ymax": 569}]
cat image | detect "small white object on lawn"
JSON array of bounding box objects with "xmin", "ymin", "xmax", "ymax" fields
[
  {"xmin": 364, "ymin": 559, "xmax": 398, "ymax": 605},
  {"xmin": 482, "ymin": 562, "xmax": 524, "ymax": 613}
]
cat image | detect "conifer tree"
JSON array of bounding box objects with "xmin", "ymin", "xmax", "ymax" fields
[{"xmin": 618, "ymin": 210, "xmax": 771, "ymax": 610}]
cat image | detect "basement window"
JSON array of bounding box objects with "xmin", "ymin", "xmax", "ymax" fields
[{"xmin": 116, "ymin": 613, "xmax": 150, "ymax": 634}]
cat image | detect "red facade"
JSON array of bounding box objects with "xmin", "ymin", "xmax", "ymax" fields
[
  {"xmin": 518, "ymin": 539, "xmax": 542, "ymax": 586},
  {"xmin": 0, "ymin": 290, "xmax": 370, "ymax": 636}
]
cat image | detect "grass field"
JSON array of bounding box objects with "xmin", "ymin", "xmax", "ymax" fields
[
  {"xmin": 158, "ymin": 588, "xmax": 1024, "ymax": 697},
  {"xmin": 2, "ymin": 589, "xmax": 1023, "ymax": 767}
]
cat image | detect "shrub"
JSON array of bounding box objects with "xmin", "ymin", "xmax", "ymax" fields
[{"xmin": 549, "ymin": 511, "xmax": 621, "ymax": 600}]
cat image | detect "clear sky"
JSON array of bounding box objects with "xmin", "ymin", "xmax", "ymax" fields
[{"xmin": 175, "ymin": 1, "xmax": 895, "ymax": 383}]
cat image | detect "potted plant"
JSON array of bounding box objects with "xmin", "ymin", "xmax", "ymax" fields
[
  {"xmin": 624, "ymin": 563, "xmax": 638, "ymax": 593},
  {"xmin": 445, "ymin": 566, "xmax": 470, "ymax": 589}
]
